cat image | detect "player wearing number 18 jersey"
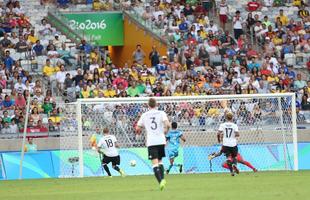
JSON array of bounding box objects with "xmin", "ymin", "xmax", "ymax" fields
[
  {"xmin": 217, "ymin": 112, "xmax": 240, "ymax": 176},
  {"xmin": 97, "ymin": 128, "xmax": 125, "ymax": 177},
  {"xmin": 136, "ymin": 98, "xmax": 170, "ymax": 190}
]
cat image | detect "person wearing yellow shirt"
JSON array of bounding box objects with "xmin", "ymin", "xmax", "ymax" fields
[
  {"xmin": 49, "ymin": 109, "xmax": 61, "ymax": 124},
  {"xmin": 293, "ymin": 0, "xmax": 303, "ymax": 7},
  {"xmin": 80, "ymin": 84, "xmax": 91, "ymax": 98},
  {"xmin": 98, "ymin": 64, "xmax": 106, "ymax": 75},
  {"xmin": 27, "ymin": 30, "xmax": 38, "ymax": 44},
  {"xmin": 173, "ymin": 86, "xmax": 184, "ymax": 96},
  {"xmin": 267, "ymin": 73, "xmax": 279, "ymax": 85},
  {"xmin": 103, "ymin": 85, "xmax": 116, "ymax": 97},
  {"xmin": 130, "ymin": 68, "xmax": 139, "ymax": 80},
  {"xmin": 90, "ymin": 49, "xmax": 99, "ymax": 62},
  {"xmin": 207, "ymin": 107, "xmax": 220, "ymax": 117},
  {"xmin": 92, "ymin": 85, "xmax": 104, "ymax": 98},
  {"xmin": 276, "ymin": 9, "xmax": 289, "ymax": 26},
  {"xmin": 141, "ymin": 75, "xmax": 156, "ymax": 85},
  {"xmin": 43, "ymin": 59, "xmax": 56, "ymax": 77}
]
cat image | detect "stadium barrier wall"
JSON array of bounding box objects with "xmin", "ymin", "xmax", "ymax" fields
[{"xmin": 1, "ymin": 143, "xmax": 310, "ymax": 180}]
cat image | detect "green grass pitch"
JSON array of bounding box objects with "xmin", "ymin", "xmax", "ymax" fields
[{"xmin": 1, "ymin": 171, "xmax": 309, "ymax": 200}]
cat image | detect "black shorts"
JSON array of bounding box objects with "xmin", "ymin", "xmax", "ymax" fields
[
  {"xmin": 221, "ymin": 146, "xmax": 238, "ymax": 158},
  {"xmin": 102, "ymin": 155, "xmax": 120, "ymax": 166},
  {"xmin": 147, "ymin": 144, "xmax": 165, "ymax": 160}
]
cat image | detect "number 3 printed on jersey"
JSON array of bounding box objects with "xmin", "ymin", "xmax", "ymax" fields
[{"xmin": 150, "ymin": 117, "xmax": 157, "ymax": 130}]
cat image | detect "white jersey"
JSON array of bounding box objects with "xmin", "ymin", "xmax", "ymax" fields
[
  {"xmin": 97, "ymin": 134, "xmax": 119, "ymax": 157},
  {"xmin": 218, "ymin": 122, "xmax": 239, "ymax": 147},
  {"xmin": 137, "ymin": 109, "xmax": 168, "ymax": 147}
]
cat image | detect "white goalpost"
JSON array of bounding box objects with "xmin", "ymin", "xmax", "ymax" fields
[{"xmin": 59, "ymin": 93, "xmax": 298, "ymax": 178}]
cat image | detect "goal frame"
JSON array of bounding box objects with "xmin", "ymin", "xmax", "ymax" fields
[{"xmin": 76, "ymin": 93, "xmax": 298, "ymax": 177}]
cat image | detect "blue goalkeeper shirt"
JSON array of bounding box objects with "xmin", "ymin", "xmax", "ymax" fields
[{"xmin": 166, "ymin": 130, "xmax": 183, "ymax": 150}]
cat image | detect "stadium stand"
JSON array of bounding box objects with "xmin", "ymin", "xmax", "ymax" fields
[{"xmin": 0, "ymin": 0, "xmax": 309, "ymax": 141}]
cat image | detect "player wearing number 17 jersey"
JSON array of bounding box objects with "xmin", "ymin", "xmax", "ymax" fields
[
  {"xmin": 217, "ymin": 112, "xmax": 240, "ymax": 176},
  {"xmin": 136, "ymin": 98, "xmax": 171, "ymax": 191},
  {"xmin": 97, "ymin": 128, "xmax": 125, "ymax": 177}
]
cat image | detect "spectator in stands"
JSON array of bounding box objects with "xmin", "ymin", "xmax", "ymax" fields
[
  {"xmin": 33, "ymin": 89, "xmax": 44, "ymax": 104},
  {"xmin": 33, "ymin": 40, "xmax": 44, "ymax": 56},
  {"xmin": 4, "ymin": 50, "xmax": 14, "ymax": 72},
  {"xmin": 276, "ymin": 9, "xmax": 289, "ymax": 26},
  {"xmin": 103, "ymin": 84, "xmax": 116, "ymax": 98},
  {"xmin": 42, "ymin": 97, "xmax": 53, "ymax": 115},
  {"xmin": 14, "ymin": 92, "xmax": 26, "ymax": 109},
  {"xmin": 149, "ymin": 45, "xmax": 160, "ymax": 67},
  {"xmin": 3, "ymin": 95, "xmax": 14, "ymax": 110},
  {"xmin": 233, "ymin": 11, "xmax": 243, "ymax": 39},
  {"xmin": 30, "ymin": 107, "xmax": 41, "ymax": 126},
  {"xmin": 0, "ymin": 33, "xmax": 12, "ymax": 48},
  {"xmin": 27, "ymin": 29, "xmax": 38, "ymax": 45},
  {"xmin": 294, "ymin": 73, "xmax": 307, "ymax": 90},
  {"xmin": 127, "ymin": 81, "xmax": 141, "ymax": 97},
  {"xmin": 64, "ymin": 73, "xmax": 73, "ymax": 89},
  {"xmin": 219, "ymin": 0, "xmax": 229, "ymax": 30},
  {"xmin": 58, "ymin": 43, "xmax": 74, "ymax": 66},
  {"xmin": 1, "ymin": 121, "xmax": 11, "ymax": 134},
  {"xmin": 35, "ymin": 120, "xmax": 48, "ymax": 133},
  {"xmin": 43, "ymin": 59, "xmax": 57, "ymax": 77},
  {"xmin": 298, "ymin": 5, "xmax": 309, "ymax": 19},
  {"xmin": 15, "ymin": 35, "xmax": 28, "ymax": 53},
  {"xmin": 49, "ymin": 108, "xmax": 60, "ymax": 127},
  {"xmin": 132, "ymin": 44, "xmax": 145, "ymax": 65},
  {"xmin": 78, "ymin": 39, "xmax": 92, "ymax": 54},
  {"xmin": 10, "ymin": 118, "xmax": 18, "ymax": 134}
]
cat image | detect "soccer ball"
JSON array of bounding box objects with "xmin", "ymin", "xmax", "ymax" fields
[{"xmin": 130, "ymin": 160, "xmax": 136, "ymax": 167}]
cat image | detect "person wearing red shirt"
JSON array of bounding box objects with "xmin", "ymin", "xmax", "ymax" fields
[
  {"xmin": 260, "ymin": 65, "xmax": 272, "ymax": 76},
  {"xmin": 247, "ymin": 0, "xmax": 261, "ymax": 12},
  {"xmin": 186, "ymin": 33, "xmax": 197, "ymax": 46},
  {"xmin": 246, "ymin": 44, "xmax": 258, "ymax": 58},
  {"xmin": 17, "ymin": 14, "xmax": 30, "ymax": 28},
  {"xmin": 14, "ymin": 93, "xmax": 26, "ymax": 109},
  {"xmin": 112, "ymin": 73, "xmax": 128, "ymax": 89},
  {"xmin": 283, "ymin": 74, "xmax": 292, "ymax": 86}
]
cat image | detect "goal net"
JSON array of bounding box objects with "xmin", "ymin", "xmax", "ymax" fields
[{"xmin": 58, "ymin": 93, "xmax": 298, "ymax": 178}]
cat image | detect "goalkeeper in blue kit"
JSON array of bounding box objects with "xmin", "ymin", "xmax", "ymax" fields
[{"xmin": 166, "ymin": 122, "xmax": 186, "ymax": 174}]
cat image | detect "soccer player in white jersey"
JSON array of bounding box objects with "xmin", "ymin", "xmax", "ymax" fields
[
  {"xmin": 217, "ymin": 112, "xmax": 240, "ymax": 176},
  {"xmin": 97, "ymin": 127, "xmax": 125, "ymax": 177},
  {"xmin": 136, "ymin": 98, "xmax": 171, "ymax": 190}
]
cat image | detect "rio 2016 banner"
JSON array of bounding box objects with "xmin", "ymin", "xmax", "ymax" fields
[{"xmin": 63, "ymin": 12, "xmax": 124, "ymax": 46}]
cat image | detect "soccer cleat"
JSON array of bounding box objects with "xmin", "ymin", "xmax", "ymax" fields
[
  {"xmin": 166, "ymin": 170, "xmax": 170, "ymax": 175},
  {"xmin": 232, "ymin": 164, "xmax": 239, "ymax": 174},
  {"xmin": 119, "ymin": 169, "xmax": 126, "ymax": 177},
  {"xmin": 179, "ymin": 164, "xmax": 183, "ymax": 173},
  {"xmin": 231, "ymin": 172, "xmax": 235, "ymax": 176},
  {"xmin": 159, "ymin": 179, "xmax": 167, "ymax": 191},
  {"xmin": 107, "ymin": 176, "xmax": 113, "ymax": 178},
  {"xmin": 208, "ymin": 153, "xmax": 216, "ymax": 160},
  {"xmin": 253, "ymin": 168, "xmax": 258, "ymax": 173}
]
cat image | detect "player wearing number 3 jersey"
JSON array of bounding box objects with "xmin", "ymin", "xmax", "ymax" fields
[
  {"xmin": 217, "ymin": 112, "xmax": 240, "ymax": 176},
  {"xmin": 136, "ymin": 98, "xmax": 171, "ymax": 190},
  {"xmin": 97, "ymin": 128, "xmax": 125, "ymax": 177}
]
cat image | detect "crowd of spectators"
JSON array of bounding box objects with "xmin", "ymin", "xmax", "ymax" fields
[
  {"xmin": 1, "ymin": 0, "xmax": 310, "ymax": 137},
  {"xmin": 57, "ymin": 0, "xmax": 310, "ymax": 112},
  {"xmin": 0, "ymin": 0, "xmax": 72, "ymax": 135}
]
